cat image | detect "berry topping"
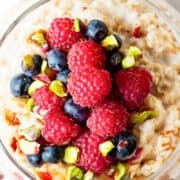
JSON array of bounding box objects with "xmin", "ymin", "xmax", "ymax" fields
[
  {"xmin": 67, "ymin": 68, "xmax": 112, "ymax": 107},
  {"xmin": 47, "ymin": 18, "xmax": 84, "ymax": 51},
  {"xmin": 56, "ymin": 68, "xmax": 70, "ymax": 84},
  {"xmin": 73, "ymin": 132, "xmax": 113, "ymax": 174},
  {"xmin": 115, "ymin": 67, "xmax": 152, "ymax": 110},
  {"xmin": 10, "ymin": 73, "xmax": 33, "ymax": 97},
  {"xmin": 132, "ymin": 26, "xmax": 142, "ymax": 38},
  {"xmin": 114, "ymin": 132, "xmax": 137, "ymax": 160},
  {"xmin": 42, "ymin": 108, "xmax": 81, "ymax": 145},
  {"xmin": 87, "ymin": 100, "xmax": 129, "ymax": 138},
  {"xmin": 41, "ymin": 146, "xmax": 64, "ymax": 163},
  {"xmin": 27, "ymin": 153, "xmax": 42, "ymax": 167},
  {"xmin": 64, "ymin": 98, "xmax": 89, "ymax": 125},
  {"xmin": 68, "ymin": 40, "xmax": 106, "ymax": 72},
  {"xmin": 21, "ymin": 55, "xmax": 43, "ymax": 77},
  {"xmin": 85, "ymin": 19, "xmax": 108, "ymax": 42},
  {"xmin": 32, "ymin": 86, "xmax": 64, "ymax": 115},
  {"xmin": 47, "ymin": 49, "xmax": 67, "ymax": 71}
]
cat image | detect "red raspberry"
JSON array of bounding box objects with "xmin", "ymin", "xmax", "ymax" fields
[
  {"xmin": 68, "ymin": 40, "xmax": 106, "ymax": 72},
  {"xmin": 47, "ymin": 18, "xmax": 84, "ymax": 51},
  {"xmin": 32, "ymin": 86, "xmax": 64, "ymax": 115},
  {"xmin": 42, "ymin": 108, "xmax": 81, "ymax": 145},
  {"xmin": 115, "ymin": 67, "xmax": 152, "ymax": 110},
  {"xmin": 67, "ymin": 68, "xmax": 112, "ymax": 107},
  {"xmin": 73, "ymin": 131, "xmax": 113, "ymax": 174},
  {"xmin": 87, "ymin": 100, "xmax": 129, "ymax": 138}
]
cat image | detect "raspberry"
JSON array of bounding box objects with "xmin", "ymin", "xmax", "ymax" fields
[
  {"xmin": 68, "ymin": 40, "xmax": 106, "ymax": 72},
  {"xmin": 115, "ymin": 67, "xmax": 152, "ymax": 110},
  {"xmin": 42, "ymin": 108, "xmax": 81, "ymax": 145},
  {"xmin": 67, "ymin": 68, "xmax": 112, "ymax": 107},
  {"xmin": 73, "ymin": 131, "xmax": 113, "ymax": 174},
  {"xmin": 32, "ymin": 86, "xmax": 64, "ymax": 115},
  {"xmin": 47, "ymin": 18, "xmax": 84, "ymax": 51},
  {"xmin": 87, "ymin": 100, "xmax": 129, "ymax": 138}
]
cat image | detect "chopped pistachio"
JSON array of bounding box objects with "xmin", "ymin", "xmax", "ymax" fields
[
  {"xmin": 23, "ymin": 55, "xmax": 34, "ymax": 69},
  {"xmin": 121, "ymin": 173, "xmax": 130, "ymax": 180},
  {"xmin": 74, "ymin": 18, "xmax": 81, "ymax": 32},
  {"xmin": 99, "ymin": 140, "xmax": 115, "ymax": 156},
  {"xmin": 64, "ymin": 146, "xmax": 79, "ymax": 164},
  {"xmin": 101, "ymin": 35, "xmax": 119, "ymax": 51},
  {"xmin": 115, "ymin": 163, "xmax": 127, "ymax": 180},
  {"xmin": 26, "ymin": 98, "xmax": 35, "ymax": 111},
  {"xmin": 131, "ymin": 110, "xmax": 159, "ymax": 124},
  {"xmin": 49, "ymin": 80, "xmax": 67, "ymax": 97},
  {"xmin": 28, "ymin": 80, "xmax": 45, "ymax": 95},
  {"xmin": 127, "ymin": 46, "xmax": 142, "ymax": 57},
  {"xmin": 67, "ymin": 166, "xmax": 84, "ymax": 180},
  {"xmin": 84, "ymin": 171, "xmax": 94, "ymax": 180},
  {"xmin": 41, "ymin": 60, "xmax": 48, "ymax": 74},
  {"xmin": 122, "ymin": 56, "xmax": 135, "ymax": 69}
]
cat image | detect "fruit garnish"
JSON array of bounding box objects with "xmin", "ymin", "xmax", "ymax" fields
[
  {"xmin": 4, "ymin": 109, "xmax": 20, "ymax": 126},
  {"xmin": 131, "ymin": 110, "xmax": 158, "ymax": 124},
  {"xmin": 63, "ymin": 146, "xmax": 79, "ymax": 164},
  {"xmin": 28, "ymin": 80, "xmax": 45, "ymax": 95},
  {"xmin": 19, "ymin": 125, "xmax": 41, "ymax": 141},
  {"xmin": 67, "ymin": 166, "xmax": 84, "ymax": 180},
  {"xmin": 41, "ymin": 60, "xmax": 48, "ymax": 74},
  {"xmin": 19, "ymin": 139, "xmax": 40, "ymax": 155},
  {"xmin": 22, "ymin": 55, "xmax": 34, "ymax": 69},
  {"xmin": 37, "ymin": 171, "xmax": 52, "ymax": 180},
  {"xmin": 56, "ymin": 68, "xmax": 70, "ymax": 84},
  {"xmin": 84, "ymin": 171, "xmax": 94, "ymax": 180},
  {"xmin": 99, "ymin": 140, "xmax": 115, "ymax": 157},
  {"xmin": 127, "ymin": 147, "xmax": 143, "ymax": 164},
  {"xmin": 101, "ymin": 34, "xmax": 122, "ymax": 51},
  {"xmin": 49, "ymin": 80, "xmax": 67, "ymax": 97},
  {"xmin": 114, "ymin": 163, "xmax": 127, "ymax": 180},
  {"xmin": 26, "ymin": 98, "xmax": 35, "ymax": 111},
  {"xmin": 27, "ymin": 153, "xmax": 42, "ymax": 167},
  {"xmin": 132, "ymin": 26, "xmax": 142, "ymax": 38},
  {"xmin": 122, "ymin": 56, "xmax": 135, "ymax": 69},
  {"xmin": 127, "ymin": 46, "xmax": 142, "ymax": 57},
  {"xmin": 34, "ymin": 74, "xmax": 51, "ymax": 84},
  {"xmin": 74, "ymin": 18, "xmax": 81, "ymax": 32},
  {"xmin": 10, "ymin": 137, "xmax": 17, "ymax": 152}
]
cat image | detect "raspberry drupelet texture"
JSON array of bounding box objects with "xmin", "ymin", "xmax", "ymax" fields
[
  {"xmin": 47, "ymin": 18, "xmax": 84, "ymax": 51},
  {"xmin": 42, "ymin": 108, "xmax": 81, "ymax": 145},
  {"xmin": 68, "ymin": 40, "xmax": 106, "ymax": 72},
  {"xmin": 32, "ymin": 86, "xmax": 64, "ymax": 115},
  {"xmin": 115, "ymin": 67, "xmax": 152, "ymax": 110},
  {"xmin": 87, "ymin": 100, "xmax": 130, "ymax": 138},
  {"xmin": 73, "ymin": 131, "xmax": 113, "ymax": 174},
  {"xmin": 67, "ymin": 68, "xmax": 112, "ymax": 107}
]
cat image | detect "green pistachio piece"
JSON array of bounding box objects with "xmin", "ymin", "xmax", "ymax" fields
[
  {"xmin": 19, "ymin": 125, "xmax": 41, "ymax": 141},
  {"xmin": 31, "ymin": 31, "xmax": 47, "ymax": 46},
  {"xmin": 64, "ymin": 146, "xmax": 79, "ymax": 164},
  {"xmin": 28, "ymin": 80, "xmax": 45, "ymax": 95},
  {"xmin": 19, "ymin": 139, "xmax": 40, "ymax": 155},
  {"xmin": 115, "ymin": 163, "xmax": 127, "ymax": 180},
  {"xmin": 121, "ymin": 173, "xmax": 130, "ymax": 180},
  {"xmin": 67, "ymin": 166, "xmax": 84, "ymax": 180},
  {"xmin": 23, "ymin": 55, "xmax": 34, "ymax": 69},
  {"xmin": 99, "ymin": 140, "xmax": 115, "ymax": 156},
  {"xmin": 41, "ymin": 60, "xmax": 48, "ymax": 74},
  {"xmin": 83, "ymin": 171, "xmax": 94, "ymax": 180},
  {"xmin": 131, "ymin": 110, "xmax": 159, "ymax": 124},
  {"xmin": 26, "ymin": 98, "xmax": 35, "ymax": 111},
  {"xmin": 74, "ymin": 18, "xmax": 81, "ymax": 32},
  {"xmin": 127, "ymin": 46, "xmax": 142, "ymax": 57},
  {"xmin": 101, "ymin": 35, "xmax": 119, "ymax": 51},
  {"xmin": 49, "ymin": 80, "xmax": 67, "ymax": 97},
  {"xmin": 122, "ymin": 56, "xmax": 135, "ymax": 69}
]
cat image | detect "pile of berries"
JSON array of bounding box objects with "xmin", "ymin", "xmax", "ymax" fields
[{"xmin": 10, "ymin": 17, "xmax": 153, "ymax": 178}]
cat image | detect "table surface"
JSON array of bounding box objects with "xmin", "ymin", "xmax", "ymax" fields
[{"xmin": 0, "ymin": 0, "xmax": 179, "ymax": 180}]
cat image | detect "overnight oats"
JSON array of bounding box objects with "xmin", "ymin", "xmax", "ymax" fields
[{"xmin": 0, "ymin": 0, "xmax": 179, "ymax": 179}]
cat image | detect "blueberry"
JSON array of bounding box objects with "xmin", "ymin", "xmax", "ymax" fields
[
  {"xmin": 85, "ymin": 19, "xmax": 108, "ymax": 42},
  {"xmin": 56, "ymin": 68, "xmax": 70, "ymax": 84},
  {"xmin": 64, "ymin": 98, "xmax": 89, "ymax": 125},
  {"xmin": 114, "ymin": 132, "xmax": 137, "ymax": 160},
  {"xmin": 21, "ymin": 55, "xmax": 43, "ymax": 77},
  {"xmin": 47, "ymin": 49, "xmax": 67, "ymax": 71},
  {"xmin": 107, "ymin": 51, "xmax": 124, "ymax": 72},
  {"xmin": 114, "ymin": 34, "xmax": 122, "ymax": 49},
  {"xmin": 10, "ymin": 73, "xmax": 33, "ymax": 97},
  {"xmin": 41, "ymin": 146, "xmax": 64, "ymax": 163},
  {"xmin": 27, "ymin": 153, "xmax": 42, "ymax": 167}
]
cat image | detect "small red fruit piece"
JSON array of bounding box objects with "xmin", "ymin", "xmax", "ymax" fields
[
  {"xmin": 127, "ymin": 147, "xmax": 143, "ymax": 164},
  {"xmin": 47, "ymin": 18, "xmax": 85, "ymax": 51},
  {"xmin": 42, "ymin": 108, "xmax": 81, "ymax": 145},
  {"xmin": 32, "ymin": 86, "xmax": 64, "ymax": 115},
  {"xmin": 10, "ymin": 137, "xmax": 17, "ymax": 152},
  {"xmin": 68, "ymin": 40, "xmax": 106, "ymax": 72},
  {"xmin": 67, "ymin": 68, "xmax": 112, "ymax": 107},
  {"xmin": 115, "ymin": 67, "xmax": 152, "ymax": 110},
  {"xmin": 73, "ymin": 131, "xmax": 113, "ymax": 174},
  {"xmin": 37, "ymin": 171, "xmax": 52, "ymax": 180},
  {"xmin": 87, "ymin": 100, "xmax": 129, "ymax": 138},
  {"xmin": 132, "ymin": 26, "xmax": 142, "ymax": 38}
]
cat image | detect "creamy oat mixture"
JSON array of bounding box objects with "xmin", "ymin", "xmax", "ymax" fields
[{"xmin": 0, "ymin": 0, "xmax": 179, "ymax": 179}]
